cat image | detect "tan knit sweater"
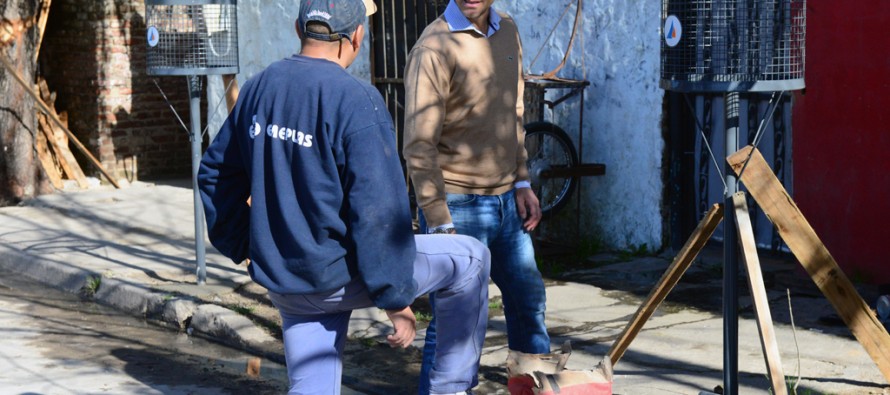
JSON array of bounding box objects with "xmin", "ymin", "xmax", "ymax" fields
[{"xmin": 403, "ymin": 14, "xmax": 528, "ymax": 228}]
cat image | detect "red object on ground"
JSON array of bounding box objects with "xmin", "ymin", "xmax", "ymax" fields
[
  {"xmin": 507, "ymin": 376, "xmax": 537, "ymax": 395},
  {"xmin": 508, "ymin": 376, "xmax": 612, "ymax": 395}
]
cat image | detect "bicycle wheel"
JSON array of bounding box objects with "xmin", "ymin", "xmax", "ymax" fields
[{"xmin": 524, "ymin": 121, "xmax": 578, "ymax": 216}]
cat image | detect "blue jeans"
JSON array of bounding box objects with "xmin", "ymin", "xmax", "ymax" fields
[
  {"xmin": 418, "ymin": 189, "xmax": 551, "ymax": 394},
  {"xmin": 270, "ymin": 234, "xmax": 491, "ymax": 395}
]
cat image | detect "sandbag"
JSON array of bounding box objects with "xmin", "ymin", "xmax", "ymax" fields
[{"xmin": 505, "ymin": 342, "xmax": 612, "ymax": 395}]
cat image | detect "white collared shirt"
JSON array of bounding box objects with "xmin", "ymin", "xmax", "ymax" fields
[{"xmin": 443, "ymin": 0, "xmax": 501, "ymax": 37}]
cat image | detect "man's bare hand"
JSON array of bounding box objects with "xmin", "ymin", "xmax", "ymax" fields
[
  {"xmin": 515, "ymin": 187, "xmax": 542, "ymax": 231},
  {"xmin": 385, "ymin": 306, "xmax": 417, "ymax": 348}
]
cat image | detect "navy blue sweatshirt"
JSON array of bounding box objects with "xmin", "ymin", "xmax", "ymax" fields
[{"xmin": 198, "ymin": 55, "xmax": 417, "ymax": 310}]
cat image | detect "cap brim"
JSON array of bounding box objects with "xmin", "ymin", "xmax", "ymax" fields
[{"xmin": 363, "ymin": 0, "xmax": 377, "ymax": 15}]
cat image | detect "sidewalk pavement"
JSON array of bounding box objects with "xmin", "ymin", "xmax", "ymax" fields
[{"xmin": 0, "ymin": 181, "xmax": 887, "ymax": 394}]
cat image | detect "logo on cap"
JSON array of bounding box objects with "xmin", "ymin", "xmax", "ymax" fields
[{"xmin": 307, "ymin": 9, "xmax": 332, "ymax": 20}]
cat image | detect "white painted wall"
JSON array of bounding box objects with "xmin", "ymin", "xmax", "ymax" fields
[
  {"xmin": 500, "ymin": 1, "xmax": 664, "ymax": 250},
  {"xmin": 208, "ymin": 0, "xmax": 664, "ymax": 251}
]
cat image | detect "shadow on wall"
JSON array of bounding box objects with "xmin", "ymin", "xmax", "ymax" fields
[{"xmin": 114, "ymin": 0, "xmax": 199, "ymax": 181}]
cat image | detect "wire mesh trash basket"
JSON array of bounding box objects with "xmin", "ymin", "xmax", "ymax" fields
[
  {"xmin": 145, "ymin": 0, "xmax": 241, "ymax": 285},
  {"xmin": 658, "ymin": 1, "xmax": 806, "ymax": 394},
  {"xmin": 661, "ymin": 0, "xmax": 806, "ymax": 92},
  {"xmin": 146, "ymin": 0, "xmax": 239, "ymax": 76}
]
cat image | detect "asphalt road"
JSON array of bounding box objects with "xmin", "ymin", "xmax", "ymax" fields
[{"xmin": 0, "ymin": 267, "xmax": 289, "ymax": 395}]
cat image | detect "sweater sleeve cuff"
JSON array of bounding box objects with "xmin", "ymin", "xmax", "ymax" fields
[
  {"xmin": 515, "ymin": 165, "xmax": 530, "ymax": 183},
  {"xmin": 421, "ymin": 201, "xmax": 453, "ymax": 229}
]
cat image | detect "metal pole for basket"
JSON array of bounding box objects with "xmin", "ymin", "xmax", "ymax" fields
[
  {"xmin": 188, "ymin": 75, "xmax": 207, "ymax": 285},
  {"xmin": 145, "ymin": 0, "xmax": 239, "ymax": 285},
  {"xmin": 723, "ymin": 92, "xmax": 740, "ymax": 394},
  {"xmin": 660, "ymin": 1, "xmax": 805, "ymax": 393}
]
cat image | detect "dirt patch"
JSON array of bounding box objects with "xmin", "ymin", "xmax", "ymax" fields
[
  {"xmin": 342, "ymin": 340, "xmax": 424, "ymax": 394},
  {"xmin": 182, "ymin": 240, "xmax": 888, "ymax": 394},
  {"xmin": 5, "ymin": 270, "xmax": 287, "ymax": 394},
  {"xmin": 193, "ymin": 281, "xmax": 511, "ymax": 394}
]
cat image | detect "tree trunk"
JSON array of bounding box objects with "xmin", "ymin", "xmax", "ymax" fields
[{"xmin": 0, "ymin": 1, "xmax": 41, "ymax": 204}]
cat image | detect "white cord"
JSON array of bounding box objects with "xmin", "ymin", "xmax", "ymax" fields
[
  {"xmin": 735, "ymin": 91, "xmax": 785, "ymax": 182},
  {"xmin": 152, "ymin": 78, "xmax": 191, "ymax": 135},
  {"xmin": 683, "ymin": 93, "xmax": 729, "ymax": 191}
]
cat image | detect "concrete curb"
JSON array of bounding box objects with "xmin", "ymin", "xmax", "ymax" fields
[
  {"xmin": 0, "ymin": 245, "xmax": 94, "ymax": 294},
  {"xmin": 191, "ymin": 304, "xmax": 278, "ymax": 347},
  {"xmin": 0, "ymin": 244, "xmax": 279, "ymax": 354},
  {"xmin": 94, "ymin": 277, "xmax": 167, "ymax": 317}
]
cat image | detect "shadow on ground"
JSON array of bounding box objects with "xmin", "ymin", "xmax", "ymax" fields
[{"xmin": 539, "ymin": 239, "xmax": 887, "ymax": 340}]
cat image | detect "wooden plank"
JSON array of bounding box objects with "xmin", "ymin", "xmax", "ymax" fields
[
  {"xmin": 53, "ymin": 111, "xmax": 69, "ymax": 146},
  {"xmin": 46, "ymin": 113, "xmax": 88, "ymax": 187},
  {"xmin": 37, "ymin": 113, "xmax": 85, "ymax": 188},
  {"xmin": 607, "ymin": 203, "xmax": 724, "ymax": 366},
  {"xmin": 0, "ymin": 52, "xmax": 120, "ymax": 188},
  {"xmin": 728, "ymin": 146, "xmax": 890, "ymax": 383},
  {"xmin": 37, "ymin": 78, "xmax": 54, "ymax": 106},
  {"xmin": 732, "ymin": 192, "xmax": 787, "ymax": 395},
  {"xmin": 35, "ymin": 80, "xmax": 87, "ymax": 187},
  {"xmin": 33, "ymin": 0, "xmax": 52, "ymax": 64},
  {"xmin": 37, "ymin": 80, "xmax": 73, "ymax": 157},
  {"xmin": 35, "ymin": 119, "xmax": 64, "ymax": 189},
  {"xmin": 37, "ymin": 111, "xmax": 74, "ymax": 180}
]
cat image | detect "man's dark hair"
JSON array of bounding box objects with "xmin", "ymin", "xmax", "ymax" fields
[
  {"xmin": 302, "ymin": 21, "xmax": 350, "ymax": 44},
  {"xmin": 305, "ymin": 21, "xmax": 332, "ymax": 35}
]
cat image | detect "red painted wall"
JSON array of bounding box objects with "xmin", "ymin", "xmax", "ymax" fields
[{"xmin": 792, "ymin": 1, "xmax": 890, "ymax": 283}]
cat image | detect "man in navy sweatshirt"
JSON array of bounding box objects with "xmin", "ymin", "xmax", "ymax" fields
[{"xmin": 197, "ymin": 1, "xmax": 490, "ymax": 394}]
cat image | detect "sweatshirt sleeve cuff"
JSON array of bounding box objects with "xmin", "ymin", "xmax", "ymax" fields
[{"xmin": 372, "ymin": 282, "xmax": 418, "ymax": 310}]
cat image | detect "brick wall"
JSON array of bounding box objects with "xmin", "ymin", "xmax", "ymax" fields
[{"xmin": 41, "ymin": 0, "xmax": 195, "ymax": 182}]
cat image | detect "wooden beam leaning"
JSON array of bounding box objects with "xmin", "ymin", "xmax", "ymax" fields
[
  {"xmin": 35, "ymin": 122, "xmax": 63, "ymax": 189},
  {"xmin": 607, "ymin": 203, "xmax": 724, "ymax": 366},
  {"xmin": 728, "ymin": 146, "xmax": 890, "ymax": 383},
  {"xmin": 33, "ymin": 0, "xmax": 52, "ymax": 64},
  {"xmin": 37, "ymin": 112, "xmax": 89, "ymax": 188},
  {"xmin": 732, "ymin": 192, "xmax": 787, "ymax": 395},
  {"xmin": 35, "ymin": 80, "xmax": 90, "ymax": 189},
  {"xmin": 0, "ymin": 53, "xmax": 120, "ymax": 188}
]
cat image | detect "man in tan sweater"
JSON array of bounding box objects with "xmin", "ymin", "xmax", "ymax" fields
[{"xmin": 403, "ymin": 1, "xmax": 551, "ymax": 393}]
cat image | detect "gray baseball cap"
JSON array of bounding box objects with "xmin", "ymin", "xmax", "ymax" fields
[{"xmin": 298, "ymin": 0, "xmax": 377, "ymax": 42}]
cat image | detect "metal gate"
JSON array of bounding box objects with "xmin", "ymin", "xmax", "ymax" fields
[
  {"xmin": 370, "ymin": 0, "xmax": 446, "ymax": 215},
  {"xmin": 369, "ymin": 0, "xmax": 446, "ymax": 147}
]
